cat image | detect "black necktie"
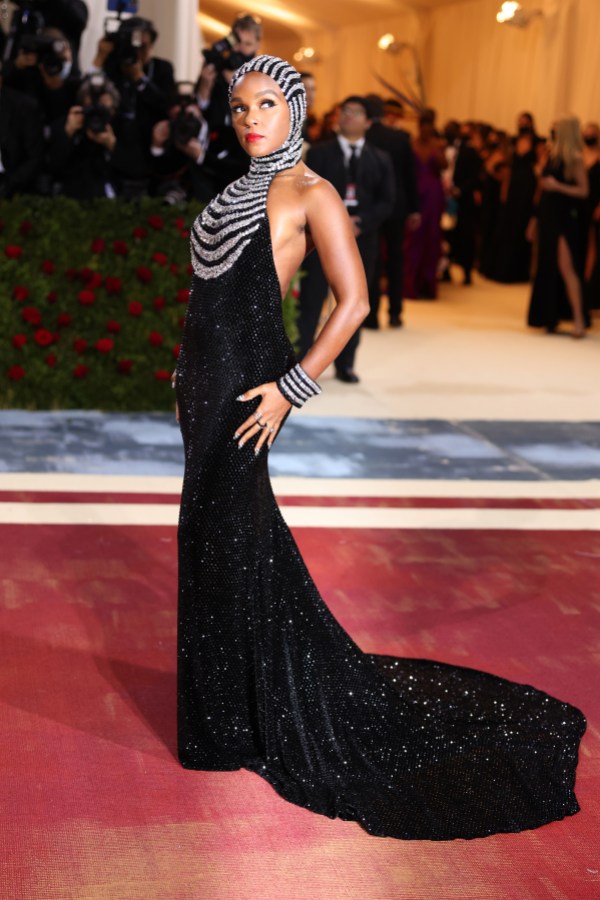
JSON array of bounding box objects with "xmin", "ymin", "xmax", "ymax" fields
[{"xmin": 348, "ymin": 145, "xmax": 359, "ymax": 183}]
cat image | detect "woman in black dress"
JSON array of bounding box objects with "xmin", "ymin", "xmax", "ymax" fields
[
  {"xmin": 174, "ymin": 56, "xmax": 585, "ymax": 840},
  {"xmin": 479, "ymin": 131, "xmax": 511, "ymax": 279},
  {"xmin": 527, "ymin": 116, "xmax": 589, "ymax": 336},
  {"xmin": 583, "ymin": 122, "xmax": 600, "ymax": 312},
  {"xmin": 484, "ymin": 113, "xmax": 542, "ymax": 283}
]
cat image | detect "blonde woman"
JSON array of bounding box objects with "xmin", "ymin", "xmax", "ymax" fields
[{"xmin": 527, "ymin": 115, "xmax": 589, "ymax": 337}]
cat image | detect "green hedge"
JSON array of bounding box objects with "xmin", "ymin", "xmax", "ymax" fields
[{"xmin": 1, "ymin": 196, "xmax": 299, "ymax": 411}]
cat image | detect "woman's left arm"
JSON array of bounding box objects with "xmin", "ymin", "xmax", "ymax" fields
[
  {"xmin": 234, "ymin": 179, "xmax": 369, "ymax": 453},
  {"xmin": 295, "ymin": 178, "xmax": 370, "ymax": 381}
]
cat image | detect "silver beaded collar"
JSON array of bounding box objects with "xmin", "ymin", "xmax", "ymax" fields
[{"xmin": 191, "ymin": 56, "xmax": 307, "ymax": 280}]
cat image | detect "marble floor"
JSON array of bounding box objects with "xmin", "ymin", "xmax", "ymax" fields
[
  {"xmin": 1, "ymin": 409, "xmax": 600, "ymax": 481},
  {"xmin": 1, "ymin": 272, "xmax": 598, "ymax": 482}
]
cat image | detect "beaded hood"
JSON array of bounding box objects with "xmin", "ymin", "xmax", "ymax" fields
[{"xmin": 191, "ymin": 56, "xmax": 307, "ymax": 279}]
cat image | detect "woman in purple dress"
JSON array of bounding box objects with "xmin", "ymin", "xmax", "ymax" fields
[{"xmin": 404, "ymin": 109, "xmax": 447, "ymax": 299}]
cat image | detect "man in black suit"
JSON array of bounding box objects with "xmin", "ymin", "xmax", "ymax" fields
[
  {"xmin": 364, "ymin": 95, "xmax": 420, "ymax": 328},
  {"xmin": 0, "ymin": 65, "xmax": 44, "ymax": 197},
  {"xmin": 299, "ymin": 96, "xmax": 394, "ymax": 383},
  {"xmin": 451, "ymin": 125, "xmax": 484, "ymax": 285}
]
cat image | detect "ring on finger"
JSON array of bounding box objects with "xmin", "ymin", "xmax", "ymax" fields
[
  {"xmin": 253, "ymin": 410, "xmax": 263, "ymax": 422},
  {"xmin": 268, "ymin": 427, "xmax": 275, "ymax": 434}
]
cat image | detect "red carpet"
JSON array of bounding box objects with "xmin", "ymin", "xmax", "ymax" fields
[{"xmin": 1, "ymin": 513, "xmax": 599, "ymax": 898}]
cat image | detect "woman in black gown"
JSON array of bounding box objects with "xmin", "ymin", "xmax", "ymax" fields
[
  {"xmin": 485, "ymin": 113, "xmax": 541, "ymax": 284},
  {"xmin": 527, "ymin": 116, "xmax": 589, "ymax": 336},
  {"xmin": 174, "ymin": 56, "xmax": 586, "ymax": 840},
  {"xmin": 583, "ymin": 122, "xmax": 600, "ymax": 312},
  {"xmin": 479, "ymin": 131, "xmax": 511, "ymax": 279}
]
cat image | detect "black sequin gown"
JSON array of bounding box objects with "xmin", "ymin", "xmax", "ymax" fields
[
  {"xmin": 528, "ymin": 159, "xmax": 588, "ymax": 330},
  {"xmin": 176, "ymin": 214, "xmax": 586, "ymax": 841},
  {"xmin": 485, "ymin": 147, "xmax": 537, "ymax": 283},
  {"xmin": 584, "ymin": 159, "xmax": 600, "ymax": 311}
]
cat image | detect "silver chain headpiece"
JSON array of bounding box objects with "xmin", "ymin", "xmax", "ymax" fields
[{"xmin": 191, "ymin": 56, "xmax": 307, "ymax": 279}]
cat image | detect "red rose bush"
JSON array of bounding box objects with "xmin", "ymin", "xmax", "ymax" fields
[{"xmin": 2, "ymin": 195, "xmax": 297, "ymax": 409}]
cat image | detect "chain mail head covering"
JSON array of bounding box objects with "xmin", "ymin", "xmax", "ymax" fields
[{"xmin": 191, "ymin": 55, "xmax": 307, "ymax": 279}]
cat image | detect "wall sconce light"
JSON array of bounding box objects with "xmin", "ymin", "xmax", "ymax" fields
[
  {"xmin": 374, "ymin": 36, "xmax": 426, "ymax": 107},
  {"xmin": 496, "ymin": 2, "xmax": 542, "ymax": 27},
  {"xmin": 293, "ymin": 46, "xmax": 319, "ymax": 63},
  {"xmin": 377, "ymin": 33, "xmax": 398, "ymax": 52}
]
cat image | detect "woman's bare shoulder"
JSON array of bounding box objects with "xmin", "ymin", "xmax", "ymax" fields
[
  {"xmin": 271, "ymin": 165, "xmax": 341, "ymax": 225},
  {"xmin": 274, "ymin": 163, "xmax": 335, "ymax": 200}
]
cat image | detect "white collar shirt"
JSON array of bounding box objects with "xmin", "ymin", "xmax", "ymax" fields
[{"xmin": 337, "ymin": 135, "xmax": 366, "ymax": 166}]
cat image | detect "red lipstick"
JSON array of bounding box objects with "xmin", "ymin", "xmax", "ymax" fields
[{"xmin": 245, "ymin": 133, "xmax": 264, "ymax": 143}]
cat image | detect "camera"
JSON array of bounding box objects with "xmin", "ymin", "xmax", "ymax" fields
[
  {"xmin": 84, "ymin": 103, "xmax": 113, "ymax": 135},
  {"xmin": 111, "ymin": 25, "xmax": 144, "ymax": 67},
  {"xmin": 18, "ymin": 33, "xmax": 68, "ymax": 76},
  {"xmin": 82, "ymin": 74, "xmax": 114, "ymax": 134},
  {"xmin": 2, "ymin": 0, "xmax": 46, "ymax": 63},
  {"xmin": 103, "ymin": 20, "xmax": 145, "ymax": 68},
  {"xmin": 202, "ymin": 31, "xmax": 253, "ymax": 73},
  {"xmin": 102, "ymin": 10, "xmax": 153, "ymax": 70},
  {"xmin": 172, "ymin": 110, "xmax": 202, "ymax": 146},
  {"xmin": 171, "ymin": 93, "xmax": 202, "ymax": 146}
]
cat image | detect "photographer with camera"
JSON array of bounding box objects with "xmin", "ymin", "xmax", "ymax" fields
[
  {"xmin": 3, "ymin": 27, "xmax": 80, "ymax": 127},
  {"xmin": 89, "ymin": 15, "xmax": 175, "ymax": 198},
  {"xmin": 39, "ymin": 0, "xmax": 88, "ymax": 74},
  {"xmin": 0, "ymin": 58, "xmax": 44, "ymax": 197},
  {"xmin": 195, "ymin": 13, "xmax": 261, "ymax": 193},
  {"xmin": 94, "ymin": 16, "xmax": 175, "ymax": 116},
  {"xmin": 3, "ymin": 1, "xmax": 88, "ymax": 74},
  {"xmin": 47, "ymin": 73, "xmax": 123, "ymax": 199},
  {"xmin": 150, "ymin": 88, "xmax": 212, "ymax": 203}
]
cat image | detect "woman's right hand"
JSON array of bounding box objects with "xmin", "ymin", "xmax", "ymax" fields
[
  {"xmin": 234, "ymin": 381, "xmax": 292, "ymax": 453},
  {"xmin": 65, "ymin": 106, "xmax": 84, "ymax": 137},
  {"xmin": 540, "ymin": 175, "xmax": 559, "ymax": 192},
  {"xmin": 152, "ymin": 120, "xmax": 170, "ymax": 149},
  {"xmin": 94, "ymin": 36, "xmax": 114, "ymax": 67},
  {"xmin": 15, "ymin": 48, "xmax": 37, "ymax": 70},
  {"xmin": 197, "ymin": 62, "xmax": 217, "ymax": 100}
]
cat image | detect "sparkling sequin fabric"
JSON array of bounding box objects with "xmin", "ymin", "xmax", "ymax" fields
[{"xmin": 176, "ymin": 58, "xmax": 586, "ymax": 841}]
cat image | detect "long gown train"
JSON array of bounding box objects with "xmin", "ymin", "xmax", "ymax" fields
[{"xmin": 176, "ymin": 215, "xmax": 586, "ymax": 841}]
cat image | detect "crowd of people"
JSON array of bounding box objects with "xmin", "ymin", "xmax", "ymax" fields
[
  {"xmin": 397, "ymin": 108, "xmax": 598, "ymax": 341},
  {"xmin": 0, "ymin": 3, "xmax": 597, "ymax": 374},
  {"xmin": 299, "ymin": 97, "xmax": 598, "ymax": 378},
  {"xmin": 0, "ymin": 6, "xmax": 274, "ymax": 202}
]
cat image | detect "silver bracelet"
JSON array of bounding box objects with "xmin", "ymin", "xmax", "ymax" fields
[{"xmin": 276, "ymin": 363, "xmax": 322, "ymax": 408}]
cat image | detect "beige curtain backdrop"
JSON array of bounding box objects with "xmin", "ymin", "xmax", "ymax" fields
[
  {"xmin": 423, "ymin": 0, "xmax": 600, "ymax": 131},
  {"xmin": 313, "ymin": 0, "xmax": 600, "ymax": 131}
]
